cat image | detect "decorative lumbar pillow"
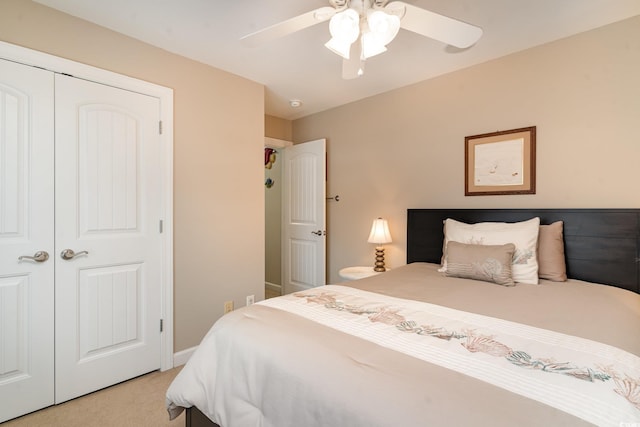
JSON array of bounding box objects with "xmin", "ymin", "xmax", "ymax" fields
[
  {"xmin": 445, "ymin": 241, "xmax": 516, "ymax": 286},
  {"xmin": 537, "ymin": 221, "xmax": 567, "ymax": 281},
  {"xmin": 440, "ymin": 217, "xmax": 540, "ymax": 284}
]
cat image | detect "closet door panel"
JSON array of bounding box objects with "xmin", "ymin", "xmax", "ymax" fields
[
  {"xmin": 0, "ymin": 59, "xmax": 54, "ymax": 423},
  {"xmin": 80, "ymin": 106, "xmax": 139, "ymax": 233}
]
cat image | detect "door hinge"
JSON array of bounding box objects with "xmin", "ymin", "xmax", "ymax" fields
[
  {"xmin": 159, "ymin": 120, "xmax": 163, "ymax": 135},
  {"xmin": 159, "ymin": 220, "xmax": 163, "ymax": 233},
  {"xmin": 160, "ymin": 319, "xmax": 164, "ymax": 333}
]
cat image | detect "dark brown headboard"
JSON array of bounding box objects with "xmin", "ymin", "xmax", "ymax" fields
[{"xmin": 407, "ymin": 209, "xmax": 640, "ymax": 294}]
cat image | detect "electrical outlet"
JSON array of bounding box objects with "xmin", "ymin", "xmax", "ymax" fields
[
  {"xmin": 246, "ymin": 294, "xmax": 255, "ymax": 306},
  {"xmin": 224, "ymin": 300, "xmax": 234, "ymax": 314}
]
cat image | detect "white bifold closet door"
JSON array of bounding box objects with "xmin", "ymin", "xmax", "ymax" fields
[
  {"xmin": 0, "ymin": 60, "xmax": 162, "ymax": 422},
  {"xmin": 0, "ymin": 55, "xmax": 56, "ymax": 423},
  {"xmin": 54, "ymin": 74, "xmax": 162, "ymax": 403}
]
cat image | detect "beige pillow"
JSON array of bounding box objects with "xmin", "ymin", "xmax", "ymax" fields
[
  {"xmin": 445, "ymin": 241, "xmax": 516, "ymax": 287},
  {"xmin": 440, "ymin": 217, "xmax": 540, "ymax": 284},
  {"xmin": 538, "ymin": 221, "xmax": 567, "ymax": 281}
]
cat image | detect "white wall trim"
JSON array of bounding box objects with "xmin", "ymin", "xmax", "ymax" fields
[
  {"xmin": 173, "ymin": 346, "xmax": 198, "ymax": 367},
  {"xmin": 265, "ymin": 281, "xmax": 282, "ymax": 295},
  {"xmin": 265, "ymin": 137, "xmax": 293, "ymax": 148},
  {"xmin": 0, "ymin": 40, "xmax": 175, "ymax": 371}
]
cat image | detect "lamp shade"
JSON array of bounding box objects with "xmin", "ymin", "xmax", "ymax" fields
[
  {"xmin": 368, "ymin": 218, "xmax": 392, "ymax": 244},
  {"xmin": 324, "ymin": 37, "xmax": 353, "ymax": 59},
  {"xmin": 368, "ymin": 10, "xmax": 400, "ymax": 44},
  {"xmin": 329, "ymin": 9, "xmax": 360, "ymax": 42},
  {"xmin": 325, "ymin": 9, "xmax": 360, "ymax": 59},
  {"xmin": 361, "ymin": 10, "xmax": 400, "ymax": 59},
  {"xmin": 361, "ymin": 31, "xmax": 387, "ymax": 59}
]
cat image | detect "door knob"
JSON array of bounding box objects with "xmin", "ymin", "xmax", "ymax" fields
[
  {"xmin": 18, "ymin": 251, "xmax": 50, "ymax": 262},
  {"xmin": 310, "ymin": 230, "xmax": 325, "ymax": 236},
  {"xmin": 60, "ymin": 249, "xmax": 89, "ymax": 260}
]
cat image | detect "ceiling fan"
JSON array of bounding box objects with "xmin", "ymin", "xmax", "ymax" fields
[{"xmin": 241, "ymin": 0, "xmax": 483, "ymax": 79}]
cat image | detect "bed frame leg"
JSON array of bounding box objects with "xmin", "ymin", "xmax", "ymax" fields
[{"xmin": 185, "ymin": 407, "xmax": 220, "ymax": 427}]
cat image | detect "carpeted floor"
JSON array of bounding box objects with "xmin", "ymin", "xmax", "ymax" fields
[
  {"xmin": 265, "ymin": 287, "xmax": 281, "ymax": 299},
  {"xmin": 2, "ymin": 367, "xmax": 184, "ymax": 427}
]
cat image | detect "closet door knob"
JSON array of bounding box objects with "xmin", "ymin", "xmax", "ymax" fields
[
  {"xmin": 18, "ymin": 251, "xmax": 50, "ymax": 262},
  {"xmin": 60, "ymin": 249, "xmax": 89, "ymax": 260}
]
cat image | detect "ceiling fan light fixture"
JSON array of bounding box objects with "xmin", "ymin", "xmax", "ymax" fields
[{"xmin": 241, "ymin": 1, "xmax": 483, "ymax": 79}]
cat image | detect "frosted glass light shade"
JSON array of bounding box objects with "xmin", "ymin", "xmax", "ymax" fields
[
  {"xmin": 368, "ymin": 218, "xmax": 392, "ymax": 244},
  {"xmin": 367, "ymin": 10, "xmax": 400, "ymax": 45},
  {"xmin": 361, "ymin": 32, "xmax": 387, "ymax": 58},
  {"xmin": 360, "ymin": 10, "xmax": 400, "ymax": 59},
  {"xmin": 325, "ymin": 37, "xmax": 353, "ymax": 59},
  {"xmin": 329, "ymin": 9, "xmax": 360, "ymax": 42},
  {"xmin": 325, "ymin": 9, "xmax": 360, "ymax": 58}
]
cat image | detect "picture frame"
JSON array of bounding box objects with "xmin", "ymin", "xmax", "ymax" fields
[{"xmin": 465, "ymin": 126, "xmax": 536, "ymax": 196}]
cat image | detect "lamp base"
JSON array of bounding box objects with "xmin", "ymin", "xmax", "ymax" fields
[{"xmin": 373, "ymin": 246, "xmax": 386, "ymax": 272}]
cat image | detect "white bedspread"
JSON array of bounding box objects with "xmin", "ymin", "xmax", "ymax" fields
[
  {"xmin": 263, "ymin": 285, "xmax": 640, "ymax": 426},
  {"xmin": 166, "ymin": 263, "xmax": 640, "ymax": 427}
]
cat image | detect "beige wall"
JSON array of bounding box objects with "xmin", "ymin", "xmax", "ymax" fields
[
  {"xmin": 265, "ymin": 114, "xmax": 293, "ymax": 140},
  {"xmin": 293, "ymin": 16, "xmax": 640, "ymax": 284},
  {"xmin": 0, "ymin": 0, "xmax": 265, "ymax": 352}
]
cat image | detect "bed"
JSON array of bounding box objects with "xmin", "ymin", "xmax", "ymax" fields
[{"xmin": 166, "ymin": 208, "xmax": 640, "ymax": 427}]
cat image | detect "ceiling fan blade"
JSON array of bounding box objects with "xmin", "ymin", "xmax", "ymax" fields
[
  {"xmin": 387, "ymin": 1, "xmax": 482, "ymax": 49},
  {"xmin": 240, "ymin": 6, "xmax": 336, "ymax": 47},
  {"xmin": 342, "ymin": 42, "xmax": 362, "ymax": 79}
]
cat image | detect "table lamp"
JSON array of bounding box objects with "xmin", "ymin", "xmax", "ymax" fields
[{"xmin": 368, "ymin": 217, "xmax": 392, "ymax": 272}]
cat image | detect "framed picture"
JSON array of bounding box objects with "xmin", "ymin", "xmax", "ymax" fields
[{"xmin": 465, "ymin": 126, "xmax": 536, "ymax": 196}]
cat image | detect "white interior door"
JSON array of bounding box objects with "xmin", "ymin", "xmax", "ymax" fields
[
  {"xmin": 0, "ymin": 60, "xmax": 55, "ymax": 422},
  {"xmin": 282, "ymin": 139, "xmax": 326, "ymax": 294},
  {"xmin": 54, "ymin": 74, "xmax": 163, "ymax": 403}
]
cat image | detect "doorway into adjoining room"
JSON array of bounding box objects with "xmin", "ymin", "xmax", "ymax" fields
[{"xmin": 265, "ymin": 142, "xmax": 283, "ymax": 299}]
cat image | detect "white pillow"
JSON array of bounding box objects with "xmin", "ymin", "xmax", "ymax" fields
[{"xmin": 439, "ymin": 217, "xmax": 540, "ymax": 284}]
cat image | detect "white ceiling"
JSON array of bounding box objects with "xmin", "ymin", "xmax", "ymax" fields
[{"xmin": 35, "ymin": 0, "xmax": 640, "ymax": 120}]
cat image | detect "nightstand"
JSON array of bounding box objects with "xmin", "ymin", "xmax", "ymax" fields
[{"xmin": 338, "ymin": 266, "xmax": 388, "ymax": 281}]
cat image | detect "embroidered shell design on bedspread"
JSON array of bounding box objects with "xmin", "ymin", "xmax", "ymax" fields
[
  {"xmin": 462, "ymin": 332, "xmax": 513, "ymax": 357},
  {"xmin": 600, "ymin": 367, "xmax": 640, "ymax": 410},
  {"xmin": 294, "ymin": 290, "xmax": 640, "ymax": 412}
]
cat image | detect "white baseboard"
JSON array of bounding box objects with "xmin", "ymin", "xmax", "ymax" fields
[
  {"xmin": 285, "ymin": 282, "xmax": 310, "ymax": 294},
  {"xmin": 265, "ymin": 281, "xmax": 281, "ymax": 294},
  {"xmin": 172, "ymin": 282, "xmax": 283, "ymax": 368},
  {"xmin": 173, "ymin": 346, "xmax": 197, "ymax": 367}
]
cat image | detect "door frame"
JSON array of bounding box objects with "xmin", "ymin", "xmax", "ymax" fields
[
  {"xmin": 264, "ymin": 137, "xmax": 292, "ymax": 298},
  {"xmin": 0, "ymin": 41, "xmax": 175, "ymax": 371}
]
